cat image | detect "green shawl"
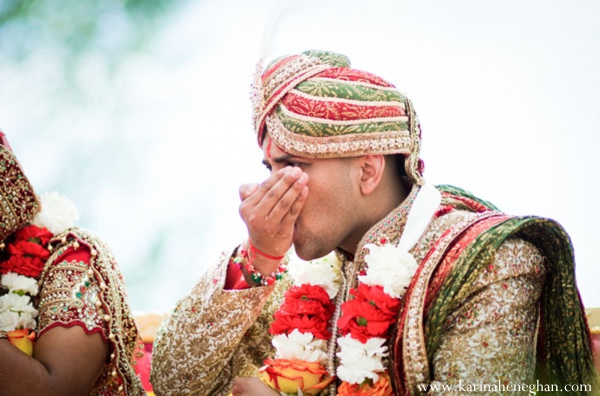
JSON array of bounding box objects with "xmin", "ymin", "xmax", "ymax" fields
[{"xmin": 422, "ymin": 185, "xmax": 598, "ymax": 394}]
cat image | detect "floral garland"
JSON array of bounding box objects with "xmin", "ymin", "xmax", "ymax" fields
[
  {"xmin": 336, "ymin": 242, "xmax": 418, "ymax": 395},
  {"xmin": 260, "ymin": 252, "xmax": 341, "ymax": 395},
  {"xmin": 0, "ymin": 192, "xmax": 78, "ymax": 355},
  {"xmin": 260, "ymin": 241, "xmax": 419, "ymax": 395}
]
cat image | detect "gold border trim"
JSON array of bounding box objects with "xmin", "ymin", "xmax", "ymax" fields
[
  {"xmin": 266, "ymin": 114, "xmax": 412, "ymax": 159},
  {"xmin": 402, "ymin": 211, "xmax": 501, "ymax": 392}
]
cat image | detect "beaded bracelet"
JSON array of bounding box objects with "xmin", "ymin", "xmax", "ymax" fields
[
  {"xmin": 0, "ymin": 330, "xmax": 7, "ymax": 339},
  {"xmin": 233, "ymin": 242, "xmax": 286, "ymax": 287}
]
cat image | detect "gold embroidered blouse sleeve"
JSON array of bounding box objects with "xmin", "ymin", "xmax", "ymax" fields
[
  {"xmin": 36, "ymin": 229, "xmax": 145, "ymax": 395},
  {"xmin": 37, "ymin": 248, "xmax": 107, "ymax": 337},
  {"xmin": 151, "ymin": 250, "xmax": 289, "ymax": 396},
  {"xmin": 429, "ymin": 238, "xmax": 546, "ymax": 393}
]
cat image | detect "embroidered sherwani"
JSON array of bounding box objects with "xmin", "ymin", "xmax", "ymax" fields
[{"xmin": 151, "ymin": 185, "xmax": 595, "ymax": 395}]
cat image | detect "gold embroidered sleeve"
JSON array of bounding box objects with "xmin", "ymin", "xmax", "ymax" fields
[
  {"xmin": 37, "ymin": 229, "xmax": 145, "ymax": 395},
  {"xmin": 151, "ymin": 250, "xmax": 289, "ymax": 395},
  {"xmin": 429, "ymin": 238, "xmax": 546, "ymax": 394},
  {"xmin": 37, "ymin": 252, "xmax": 107, "ymax": 337}
]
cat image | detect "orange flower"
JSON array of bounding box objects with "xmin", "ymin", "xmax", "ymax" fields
[
  {"xmin": 260, "ymin": 358, "xmax": 334, "ymax": 395},
  {"xmin": 338, "ymin": 372, "xmax": 393, "ymax": 396},
  {"xmin": 7, "ymin": 329, "xmax": 36, "ymax": 356}
]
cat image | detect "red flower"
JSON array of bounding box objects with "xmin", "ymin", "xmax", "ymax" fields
[
  {"xmin": 0, "ymin": 225, "xmax": 53, "ymax": 279},
  {"xmin": 278, "ymin": 297, "xmax": 332, "ymax": 320},
  {"xmin": 270, "ymin": 314, "xmax": 332, "ymax": 340},
  {"xmin": 7, "ymin": 241, "xmax": 50, "ymax": 261},
  {"xmin": 0, "ymin": 255, "xmax": 46, "ymax": 278},
  {"xmin": 13, "ymin": 225, "xmax": 53, "ymax": 246},
  {"xmin": 7, "ymin": 225, "xmax": 52, "ymax": 261},
  {"xmin": 285, "ymin": 284, "xmax": 334, "ymax": 310},
  {"xmin": 269, "ymin": 284, "xmax": 335, "ymax": 339},
  {"xmin": 337, "ymin": 284, "xmax": 401, "ymax": 343},
  {"xmin": 354, "ymin": 284, "xmax": 400, "ymax": 316}
]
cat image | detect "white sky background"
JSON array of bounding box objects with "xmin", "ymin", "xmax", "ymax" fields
[{"xmin": 1, "ymin": 0, "xmax": 599, "ymax": 311}]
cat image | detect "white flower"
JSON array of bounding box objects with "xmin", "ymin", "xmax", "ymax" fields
[
  {"xmin": 287, "ymin": 251, "xmax": 343, "ymax": 299},
  {"xmin": 336, "ymin": 335, "xmax": 388, "ymax": 384},
  {"xmin": 0, "ymin": 309, "xmax": 36, "ymax": 331},
  {"xmin": 1, "ymin": 272, "xmax": 39, "ymax": 296},
  {"xmin": 0, "ymin": 293, "xmax": 38, "ymax": 317},
  {"xmin": 359, "ymin": 243, "xmax": 419, "ymax": 299},
  {"xmin": 272, "ymin": 329, "xmax": 329, "ymax": 363},
  {"xmin": 0, "ymin": 294, "xmax": 38, "ymax": 331},
  {"xmin": 0, "ymin": 310, "xmax": 21, "ymax": 331},
  {"xmin": 15, "ymin": 311, "xmax": 37, "ymax": 330},
  {"xmin": 33, "ymin": 192, "xmax": 78, "ymax": 234}
]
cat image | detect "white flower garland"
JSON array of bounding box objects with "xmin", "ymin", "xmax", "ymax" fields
[
  {"xmin": 358, "ymin": 243, "xmax": 419, "ymax": 299},
  {"xmin": 0, "ymin": 192, "xmax": 78, "ymax": 333},
  {"xmin": 0, "ymin": 274, "xmax": 39, "ymax": 331},
  {"xmin": 336, "ymin": 335, "xmax": 388, "ymax": 384},
  {"xmin": 268, "ymin": 184, "xmax": 440, "ymax": 391},
  {"xmin": 279, "ymin": 244, "xmax": 419, "ymax": 387},
  {"xmin": 286, "ymin": 251, "xmax": 343, "ymax": 300},
  {"xmin": 272, "ymin": 251, "xmax": 343, "ymax": 365},
  {"xmin": 272, "ymin": 329, "xmax": 329, "ymax": 364},
  {"xmin": 336, "ymin": 243, "xmax": 418, "ymax": 385}
]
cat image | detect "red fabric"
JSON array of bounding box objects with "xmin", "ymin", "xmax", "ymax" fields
[
  {"xmin": 224, "ymin": 260, "xmax": 250, "ymax": 290},
  {"xmin": 37, "ymin": 321, "xmax": 107, "ymax": 342},
  {"xmin": 441, "ymin": 192, "xmax": 491, "ymax": 213},
  {"xmin": 55, "ymin": 245, "xmax": 90, "ymax": 264},
  {"xmin": 316, "ymin": 68, "xmax": 395, "ymax": 87},
  {"xmin": 134, "ymin": 342, "xmax": 154, "ymax": 393},
  {"xmin": 592, "ymin": 333, "xmax": 600, "ymax": 373},
  {"xmin": 282, "ymin": 93, "xmax": 405, "ymax": 121}
]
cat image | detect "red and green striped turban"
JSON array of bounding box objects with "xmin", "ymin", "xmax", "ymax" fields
[{"xmin": 251, "ymin": 49, "xmax": 424, "ymax": 185}]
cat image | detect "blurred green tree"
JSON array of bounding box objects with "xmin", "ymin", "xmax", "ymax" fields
[
  {"xmin": 0, "ymin": 0, "xmax": 186, "ymax": 63},
  {"xmin": 0, "ymin": 0, "xmax": 194, "ymax": 311}
]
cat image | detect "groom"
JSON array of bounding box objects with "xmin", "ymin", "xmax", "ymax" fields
[{"xmin": 151, "ymin": 50, "xmax": 598, "ymax": 395}]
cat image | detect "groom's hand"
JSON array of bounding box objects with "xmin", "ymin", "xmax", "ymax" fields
[{"xmin": 238, "ymin": 166, "xmax": 308, "ymax": 277}]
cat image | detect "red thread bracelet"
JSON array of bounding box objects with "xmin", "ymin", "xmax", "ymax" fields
[{"xmin": 248, "ymin": 239, "xmax": 285, "ymax": 261}]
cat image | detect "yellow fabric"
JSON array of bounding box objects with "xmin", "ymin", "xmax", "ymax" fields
[{"xmin": 134, "ymin": 312, "xmax": 168, "ymax": 344}]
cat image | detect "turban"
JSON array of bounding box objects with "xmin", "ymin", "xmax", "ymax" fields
[
  {"xmin": 251, "ymin": 49, "xmax": 424, "ymax": 185},
  {"xmin": 0, "ymin": 132, "xmax": 40, "ymax": 242}
]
